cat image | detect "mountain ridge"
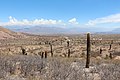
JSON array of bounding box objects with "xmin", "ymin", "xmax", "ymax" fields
[
  {"xmin": 3, "ymin": 26, "xmax": 120, "ymax": 35},
  {"xmin": 0, "ymin": 26, "xmax": 28, "ymax": 39}
]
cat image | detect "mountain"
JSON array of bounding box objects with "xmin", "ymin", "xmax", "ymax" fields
[
  {"xmin": 6, "ymin": 26, "xmax": 96, "ymax": 35},
  {"xmin": 0, "ymin": 26, "xmax": 27, "ymax": 39},
  {"xmin": 111, "ymin": 28, "xmax": 120, "ymax": 33},
  {"xmin": 15, "ymin": 26, "xmax": 68, "ymax": 35},
  {"xmin": 94, "ymin": 28, "xmax": 120, "ymax": 34}
]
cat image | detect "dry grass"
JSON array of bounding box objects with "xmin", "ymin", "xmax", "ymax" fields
[
  {"xmin": 0, "ymin": 55, "xmax": 119, "ymax": 80},
  {"xmin": 0, "ymin": 34, "xmax": 120, "ymax": 80}
]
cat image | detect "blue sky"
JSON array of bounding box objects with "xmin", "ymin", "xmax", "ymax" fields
[{"xmin": 0, "ymin": 0, "xmax": 120, "ymax": 32}]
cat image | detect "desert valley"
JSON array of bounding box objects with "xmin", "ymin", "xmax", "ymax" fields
[{"xmin": 0, "ymin": 26, "xmax": 120, "ymax": 80}]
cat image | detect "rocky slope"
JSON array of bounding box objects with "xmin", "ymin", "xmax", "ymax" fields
[{"xmin": 0, "ymin": 26, "xmax": 27, "ymax": 39}]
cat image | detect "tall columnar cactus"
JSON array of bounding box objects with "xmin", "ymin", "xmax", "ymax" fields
[
  {"xmin": 109, "ymin": 44, "xmax": 112, "ymax": 50},
  {"xmin": 67, "ymin": 40, "xmax": 70, "ymax": 58},
  {"xmin": 49, "ymin": 42, "xmax": 53, "ymax": 57},
  {"xmin": 68, "ymin": 48, "xmax": 71, "ymax": 58},
  {"xmin": 45, "ymin": 51, "xmax": 47, "ymax": 58},
  {"xmin": 100, "ymin": 48, "xmax": 102, "ymax": 54},
  {"xmin": 86, "ymin": 33, "xmax": 91, "ymax": 68},
  {"xmin": 41, "ymin": 52, "xmax": 44, "ymax": 58}
]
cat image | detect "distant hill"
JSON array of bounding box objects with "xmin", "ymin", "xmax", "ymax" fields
[
  {"xmin": 6, "ymin": 26, "xmax": 95, "ymax": 35},
  {"xmin": 111, "ymin": 28, "xmax": 120, "ymax": 33},
  {"xmin": 15, "ymin": 26, "xmax": 68, "ymax": 35},
  {"xmin": 0, "ymin": 26, "xmax": 27, "ymax": 39},
  {"xmin": 94, "ymin": 28, "xmax": 120, "ymax": 34},
  {"xmin": 4, "ymin": 25, "xmax": 120, "ymax": 35}
]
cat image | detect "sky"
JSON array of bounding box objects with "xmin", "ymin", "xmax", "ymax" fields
[{"xmin": 0, "ymin": 0, "xmax": 120, "ymax": 32}]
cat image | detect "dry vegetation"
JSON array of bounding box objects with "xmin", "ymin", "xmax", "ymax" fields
[{"xmin": 0, "ymin": 34, "xmax": 120, "ymax": 80}]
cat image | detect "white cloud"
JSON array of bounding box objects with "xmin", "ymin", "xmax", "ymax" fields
[
  {"xmin": 86, "ymin": 13, "xmax": 120, "ymax": 26},
  {"xmin": 9, "ymin": 16, "xmax": 18, "ymax": 23},
  {"xmin": 0, "ymin": 16, "xmax": 81, "ymax": 28},
  {"xmin": 0, "ymin": 16, "xmax": 64, "ymax": 26},
  {"xmin": 68, "ymin": 18, "xmax": 79, "ymax": 24}
]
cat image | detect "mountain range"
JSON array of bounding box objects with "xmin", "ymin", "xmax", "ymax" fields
[
  {"xmin": 4, "ymin": 26, "xmax": 99, "ymax": 35},
  {"xmin": 3, "ymin": 26, "xmax": 120, "ymax": 35}
]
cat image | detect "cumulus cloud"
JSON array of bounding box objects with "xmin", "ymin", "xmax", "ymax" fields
[
  {"xmin": 68, "ymin": 18, "xmax": 79, "ymax": 24},
  {"xmin": 9, "ymin": 16, "xmax": 18, "ymax": 23},
  {"xmin": 0, "ymin": 16, "xmax": 64, "ymax": 26},
  {"xmin": 86, "ymin": 13, "xmax": 120, "ymax": 26}
]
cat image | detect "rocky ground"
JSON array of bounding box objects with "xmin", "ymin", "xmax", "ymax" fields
[{"xmin": 0, "ymin": 34, "xmax": 120, "ymax": 80}]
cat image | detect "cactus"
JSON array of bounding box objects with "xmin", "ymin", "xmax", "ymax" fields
[
  {"xmin": 100, "ymin": 48, "xmax": 102, "ymax": 54},
  {"xmin": 45, "ymin": 51, "xmax": 47, "ymax": 58},
  {"xmin": 67, "ymin": 40, "xmax": 70, "ymax": 47},
  {"xmin": 86, "ymin": 33, "xmax": 91, "ymax": 68},
  {"xmin": 109, "ymin": 44, "xmax": 112, "ymax": 50},
  {"xmin": 68, "ymin": 48, "xmax": 70, "ymax": 58},
  {"xmin": 49, "ymin": 42, "xmax": 53, "ymax": 57},
  {"xmin": 21, "ymin": 47, "xmax": 27, "ymax": 55},
  {"xmin": 8, "ymin": 48, "xmax": 11, "ymax": 51},
  {"xmin": 41, "ymin": 52, "xmax": 44, "ymax": 58},
  {"xmin": 109, "ymin": 53, "xmax": 113, "ymax": 59},
  {"xmin": 67, "ymin": 39, "xmax": 70, "ymax": 58}
]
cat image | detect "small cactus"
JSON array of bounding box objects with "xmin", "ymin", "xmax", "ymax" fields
[
  {"xmin": 109, "ymin": 53, "xmax": 113, "ymax": 59},
  {"xmin": 21, "ymin": 47, "xmax": 27, "ymax": 55},
  {"xmin": 8, "ymin": 48, "xmax": 11, "ymax": 51},
  {"xmin": 86, "ymin": 32, "xmax": 91, "ymax": 68},
  {"xmin": 109, "ymin": 44, "xmax": 112, "ymax": 50},
  {"xmin": 105, "ymin": 54, "xmax": 109, "ymax": 59},
  {"xmin": 67, "ymin": 40, "xmax": 70, "ymax": 47}
]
